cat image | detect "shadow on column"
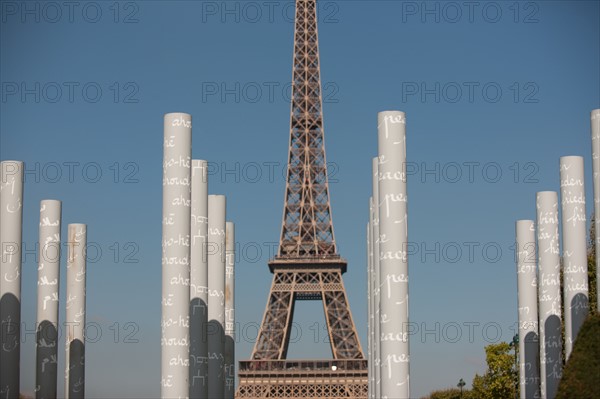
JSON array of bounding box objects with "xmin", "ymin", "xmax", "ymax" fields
[
  {"xmin": 0, "ymin": 293, "xmax": 20, "ymax": 399},
  {"xmin": 36, "ymin": 320, "xmax": 58, "ymax": 399},
  {"xmin": 524, "ymin": 331, "xmax": 540, "ymax": 399},
  {"xmin": 571, "ymin": 293, "xmax": 589, "ymax": 341},
  {"xmin": 68, "ymin": 338, "xmax": 85, "ymax": 399},
  {"xmin": 190, "ymin": 298, "xmax": 208, "ymax": 398},
  {"xmin": 207, "ymin": 320, "xmax": 225, "ymax": 399},
  {"xmin": 544, "ymin": 315, "xmax": 562, "ymax": 398},
  {"xmin": 225, "ymin": 334, "xmax": 235, "ymax": 398}
]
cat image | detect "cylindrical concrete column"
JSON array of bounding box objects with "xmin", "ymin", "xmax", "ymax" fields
[
  {"xmin": 536, "ymin": 192, "xmax": 562, "ymax": 399},
  {"xmin": 65, "ymin": 223, "xmax": 87, "ymax": 399},
  {"xmin": 515, "ymin": 220, "xmax": 540, "ymax": 399},
  {"xmin": 207, "ymin": 195, "xmax": 226, "ymax": 399},
  {"xmin": 377, "ymin": 111, "xmax": 409, "ymax": 398},
  {"xmin": 36, "ymin": 200, "xmax": 62, "ymax": 399},
  {"xmin": 559, "ymin": 156, "xmax": 589, "ymax": 359},
  {"xmin": 371, "ymin": 158, "xmax": 381, "ymax": 399},
  {"xmin": 224, "ymin": 221, "xmax": 235, "ymax": 399},
  {"xmin": 0, "ymin": 160, "xmax": 24, "ymax": 398},
  {"xmin": 190, "ymin": 159, "xmax": 208, "ymax": 398},
  {"xmin": 591, "ymin": 109, "xmax": 600, "ymax": 313},
  {"xmin": 161, "ymin": 112, "xmax": 192, "ymax": 398}
]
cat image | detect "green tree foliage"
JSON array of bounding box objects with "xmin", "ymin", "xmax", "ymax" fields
[
  {"xmin": 422, "ymin": 387, "xmax": 472, "ymax": 399},
  {"xmin": 587, "ymin": 213, "xmax": 597, "ymax": 312},
  {"xmin": 555, "ymin": 313, "xmax": 600, "ymax": 398},
  {"xmin": 470, "ymin": 342, "xmax": 517, "ymax": 399}
]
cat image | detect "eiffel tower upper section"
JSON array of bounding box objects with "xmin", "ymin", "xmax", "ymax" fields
[{"xmin": 272, "ymin": 0, "xmax": 345, "ymax": 271}]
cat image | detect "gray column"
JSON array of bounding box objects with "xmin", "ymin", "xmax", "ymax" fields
[
  {"xmin": 591, "ymin": 109, "xmax": 600, "ymax": 313},
  {"xmin": 207, "ymin": 195, "xmax": 226, "ymax": 399},
  {"xmin": 371, "ymin": 158, "xmax": 381, "ymax": 399},
  {"xmin": 224, "ymin": 221, "xmax": 235, "ymax": 399},
  {"xmin": 377, "ymin": 111, "xmax": 409, "ymax": 398},
  {"xmin": 515, "ymin": 220, "xmax": 540, "ymax": 399},
  {"xmin": 36, "ymin": 200, "xmax": 62, "ymax": 399},
  {"xmin": 161, "ymin": 112, "xmax": 192, "ymax": 398},
  {"xmin": 536, "ymin": 192, "xmax": 562, "ymax": 399},
  {"xmin": 190, "ymin": 159, "xmax": 208, "ymax": 398},
  {"xmin": 559, "ymin": 156, "xmax": 589, "ymax": 359},
  {"xmin": 65, "ymin": 223, "xmax": 87, "ymax": 399},
  {"xmin": 0, "ymin": 160, "xmax": 24, "ymax": 398}
]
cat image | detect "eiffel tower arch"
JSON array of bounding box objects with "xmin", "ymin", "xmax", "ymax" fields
[{"xmin": 235, "ymin": 0, "xmax": 368, "ymax": 397}]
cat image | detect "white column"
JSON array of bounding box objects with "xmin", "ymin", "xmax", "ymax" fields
[
  {"xmin": 190, "ymin": 159, "xmax": 208, "ymax": 398},
  {"xmin": 224, "ymin": 221, "xmax": 235, "ymax": 399},
  {"xmin": 371, "ymin": 158, "xmax": 381, "ymax": 399},
  {"xmin": 65, "ymin": 223, "xmax": 87, "ymax": 399},
  {"xmin": 0, "ymin": 160, "xmax": 24, "ymax": 398},
  {"xmin": 559, "ymin": 156, "xmax": 589, "ymax": 359},
  {"xmin": 36, "ymin": 200, "xmax": 62, "ymax": 399},
  {"xmin": 161, "ymin": 112, "xmax": 192, "ymax": 398},
  {"xmin": 377, "ymin": 111, "xmax": 409, "ymax": 398},
  {"xmin": 536, "ymin": 192, "xmax": 562, "ymax": 399},
  {"xmin": 207, "ymin": 195, "xmax": 226, "ymax": 399},
  {"xmin": 515, "ymin": 220, "xmax": 540, "ymax": 399},
  {"xmin": 591, "ymin": 109, "xmax": 600, "ymax": 313}
]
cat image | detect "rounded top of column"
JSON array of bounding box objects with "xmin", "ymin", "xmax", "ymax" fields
[
  {"xmin": 516, "ymin": 220, "xmax": 535, "ymax": 233},
  {"xmin": 41, "ymin": 199, "xmax": 62, "ymax": 206},
  {"xmin": 0, "ymin": 160, "xmax": 24, "ymax": 165},
  {"xmin": 164, "ymin": 112, "xmax": 191, "ymax": 119},
  {"xmin": 378, "ymin": 110, "xmax": 406, "ymax": 125},
  {"xmin": 560, "ymin": 155, "xmax": 584, "ymax": 163},
  {"xmin": 164, "ymin": 112, "xmax": 192, "ymax": 128},
  {"xmin": 68, "ymin": 223, "xmax": 87, "ymax": 229},
  {"xmin": 591, "ymin": 108, "xmax": 600, "ymax": 116},
  {"xmin": 208, "ymin": 194, "xmax": 226, "ymax": 209},
  {"xmin": 226, "ymin": 222, "xmax": 235, "ymax": 236},
  {"xmin": 516, "ymin": 219, "xmax": 535, "ymax": 225},
  {"xmin": 536, "ymin": 191, "xmax": 558, "ymax": 197}
]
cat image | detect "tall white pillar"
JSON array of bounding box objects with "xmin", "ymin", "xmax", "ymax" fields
[
  {"xmin": 515, "ymin": 220, "xmax": 540, "ymax": 399},
  {"xmin": 0, "ymin": 160, "xmax": 24, "ymax": 398},
  {"xmin": 224, "ymin": 221, "xmax": 235, "ymax": 399},
  {"xmin": 161, "ymin": 112, "xmax": 192, "ymax": 398},
  {"xmin": 65, "ymin": 223, "xmax": 87, "ymax": 399},
  {"xmin": 559, "ymin": 156, "xmax": 589, "ymax": 359},
  {"xmin": 536, "ymin": 192, "xmax": 562, "ymax": 399},
  {"xmin": 36, "ymin": 200, "xmax": 62, "ymax": 399},
  {"xmin": 207, "ymin": 195, "xmax": 226, "ymax": 399},
  {"xmin": 591, "ymin": 109, "xmax": 600, "ymax": 313},
  {"xmin": 371, "ymin": 158, "xmax": 381, "ymax": 399},
  {"xmin": 190, "ymin": 159, "xmax": 208, "ymax": 398},
  {"xmin": 377, "ymin": 111, "xmax": 409, "ymax": 398}
]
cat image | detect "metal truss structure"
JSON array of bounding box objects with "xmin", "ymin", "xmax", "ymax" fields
[{"xmin": 236, "ymin": 0, "xmax": 367, "ymax": 397}]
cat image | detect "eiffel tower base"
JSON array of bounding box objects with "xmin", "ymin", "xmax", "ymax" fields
[{"xmin": 236, "ymin": 359, "xmax": 368, "ymax": 398}]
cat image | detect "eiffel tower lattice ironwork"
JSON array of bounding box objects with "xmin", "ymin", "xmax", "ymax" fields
[{"xmin": 235, "ymin": 0, "xmax": 367, "ymax": 398}]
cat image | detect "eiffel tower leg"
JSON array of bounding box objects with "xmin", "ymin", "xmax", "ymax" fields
[
  {"xmin": 252, "ymin": 271, "xmax": 295, "ymax": 360},
  {"xmin": 321, "ymin": 271, "xmax": 364, "ymax": 360}
]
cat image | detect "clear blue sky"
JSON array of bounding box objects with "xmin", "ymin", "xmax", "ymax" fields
[{"xmin": 1, "ymin": 0, "xmax": 599, "ymax": 397}]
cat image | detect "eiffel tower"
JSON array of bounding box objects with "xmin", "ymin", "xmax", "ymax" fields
[{"xmin": 235, "ymin": 0, "xmax": 368, "ymax": 397}]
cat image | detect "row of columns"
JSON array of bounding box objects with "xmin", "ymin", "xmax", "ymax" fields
[
  {"xmin": 514, "ymin": 109, "xmax": 599, "ymax": 399},
  {"xmin": 161, "ymin": 112, "xmax": 236, "ymax": 398},
  {"xmin": 367, "ymin": 110, "xmax": 410, "ymax": 399},
  {"xmin": 1, "ymin": 161, "xmax": 88, "ymax": 398}
]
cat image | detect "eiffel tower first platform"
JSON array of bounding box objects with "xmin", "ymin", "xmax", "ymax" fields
[{"xmin": 235, "ymin": 0, "xmax": 368, "ymax": 398}]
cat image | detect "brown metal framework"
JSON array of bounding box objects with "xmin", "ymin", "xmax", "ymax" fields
[{"xmin": 236, "ymin": 0, "xmax": 367, "ymax": 397}]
